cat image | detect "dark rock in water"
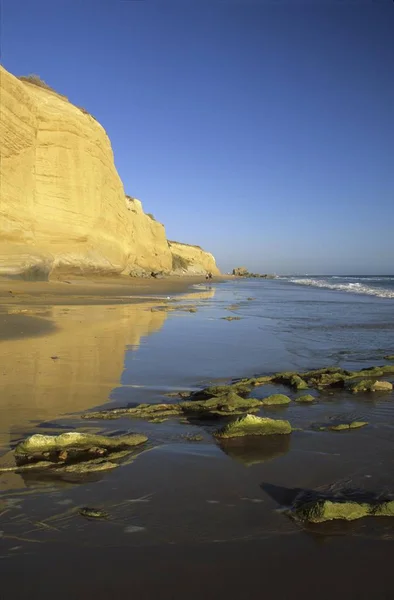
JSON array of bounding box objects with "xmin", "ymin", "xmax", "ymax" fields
[
  {"xmin": 79, "ymin": 507, "xmax": 109, "ymax": 520},
  {"xmin": 261, "ymin": 482, "xmax": 394, "ymax": 524},
  {"xmin": 214, "ymin": 414, "xmax": 292, "ymax": 438},
  {"xmin": 219, "ymin": 434, "xmax": 290, "ymax": 466}
]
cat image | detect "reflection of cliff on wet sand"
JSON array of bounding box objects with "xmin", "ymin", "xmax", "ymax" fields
[
  {"xmin": 0, "ymin": 302, "xmax": 167, "ymax": 455},
  {"xmin": 219, "ymin": 435, "xmax": 291, "ymax": 466}
]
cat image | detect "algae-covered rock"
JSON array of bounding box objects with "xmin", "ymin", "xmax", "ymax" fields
[
  {"xmin": 384, "ymin": 355, "xmax": 394, "ymax": 361},
  {"xmin": 348, "ymin": 379, "xmax": 392, "ymax": 393},
  {"xmin": 291, "ymin": 498, "xmax": 394, "ymax": 523},
  {"xmin": 321, "ymin": 421, "xmax": 368, "ymax": 432},
  {"xmin": 214, "ymin": 414, "xmax": 292, "ymax": 439},
  {"xmin": 79, "ymin": 507, "xmax": 109, "ymax": 519},
  {"xmin": 15, "ymin": 431, "xmax": 147, "ymax": 466},
  {"xmin": 84, "ymin": 403, "xmax": 182, "ymax": 420},
  {"xmin": 371, "ymin": 380, "xmax": 393, "ymax": 392},
  {"xmin": 181, "ymin": 391, "xmax": 262, "ymax": 417},
  {"xmin": 274, "ymin": 373, "xmax": 308, "ymax": 390},
  {"xmin": 261, "ymin": 394, "xmax": 291, "ymax": 406},
  {"xmin": 295, "ymin": 394, "xmax": 315, "ymax": 403}
]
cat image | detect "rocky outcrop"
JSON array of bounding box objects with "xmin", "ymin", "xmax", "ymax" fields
[
  {"xmin": 0, "ymin": 66, "xmax": 219, "ymax": 279},
  {"xmin": 169, "ymin": 241, "xmax": 220, "ymax": 276}
]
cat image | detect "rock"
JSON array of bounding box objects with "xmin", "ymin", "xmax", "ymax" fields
[
  {"xmin": 0, "ymin": 65, "xmax": 219, "ymax": 279},
  {"xmin": 320, "ymin": 421, "xmax": 368, "ymax": 431},
  {"xmin": 180, "ymin": 391, "xmax": 262, "ymax": 417},
  {"xmin": 232, "ymin": 267, "xmax": 249, "ymax": 276},
  {"xmin": 274, "ymin": 373, "xmax": 308, "ymax": 390},
  {"xmin": 79, "ymin": 507, "xmax": 109, "ymax": 520},
  {"xmin": 348, "ymin": 379, "xmax": 391, "ymax": 393},
  {"xmin": 214, "ymin": 414, "xmax": 292, "ymax": 439},
  {"xmin": 295, "ymin": 394, "xmax": 315, "ymax": 403},
  {"xmin": 384, "ymin": 355, "xmax": 394, "ymax": 361},
  {"xmin": 371, "ymin": 380, "xmax": 393, "ymax": 392},
  {"xmin": 83, "ymin": 403, "xmax": 183, "ymax": 420},
  {"xmin": 14, "ymin": 431, "xmax": 147, "ymax": 466},
  {"xmin": 291, "ymin": 497, "xmax": 394, "ymax": 523},
  {"xmin": 261, "ymin": 394, "xmax": 291, "ymax": 406},
  {"xmin": 221, "ymin": 316, "xmax": 242, "ymax": 321}
]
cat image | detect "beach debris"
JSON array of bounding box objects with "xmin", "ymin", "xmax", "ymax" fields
[
  {"xmin": 319, "ymin": 421, "xmax": 368, "ymax": 431},
  {"xmin": 294, "ymin": 394, "xmax": 315, "ymax": 403},
  {"xmin": 214, "ymin": 414, "xmax": 292, "ymax": 439},
  {"xmin": 261, "ymin": 394, "xmax": 291, "ymax": 406},
  {"xmin": 14, "ymin": 432, "xmax": 147, "ymax": 468},
  {"xmin": 79, "ymin": 507, "xmax": 109, "ymax": 520}
]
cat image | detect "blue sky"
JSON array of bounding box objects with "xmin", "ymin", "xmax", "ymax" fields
[{"xmin": 2, "ymin": 0, "xmax": 393, "ymax": 274}]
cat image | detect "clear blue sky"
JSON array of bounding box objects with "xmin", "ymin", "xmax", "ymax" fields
[{"xmin": 2, "ymin": 0, "xmax": 393, "ymax": 274}]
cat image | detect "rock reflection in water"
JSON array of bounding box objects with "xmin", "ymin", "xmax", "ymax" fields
[{"xmin": 219, "ymin": 434, "xmax": 291, "ymax": 466}]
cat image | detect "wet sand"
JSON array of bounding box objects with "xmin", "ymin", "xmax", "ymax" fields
[
  {"xmin": 1, "ymin": 278, "xmax": 394, "ymax": 599},
  {"xmin": 0, "ymin": 275, "xmax": 226, "ymax": 306}
]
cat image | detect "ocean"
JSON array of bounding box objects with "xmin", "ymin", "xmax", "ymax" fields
[{"xmin": 1, "ymin": 277, "xmax": 394, "ymax": 599}]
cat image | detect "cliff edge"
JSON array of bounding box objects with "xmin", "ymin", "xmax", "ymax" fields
[{"xmin": 0, "ymin": 67, "xmax": 219, "ymax": 279}]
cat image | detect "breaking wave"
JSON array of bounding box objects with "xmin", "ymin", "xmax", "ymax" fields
[{"xmin": 288, "ymin": 278, "xmax": 394, "ymax": 299}]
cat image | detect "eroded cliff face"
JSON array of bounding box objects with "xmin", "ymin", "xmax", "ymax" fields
[
  {"xmin": 0, "ymin": 66, "xmax": 219, "ymax": 278},
  {"xmin": 169, "ymin": 241, "xmax": 220, "ymax": 275}
]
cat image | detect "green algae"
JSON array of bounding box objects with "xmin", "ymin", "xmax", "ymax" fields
[
  {"xmin": 384, "ymin": 355, "xmax": 394, "ymax": 361},
  {"xmin": 214, "ymin": 414, "xmax": 292, "ymax": 439},
  {"xmin": 274, "ymin": 373, "xmax": 308, "ymax": 390},
  {"xmin": 294, "ymin": 394, "xmax": 315, "ymax": 403},
  {"xmin": 261, "ymin": 394, "xmax": 291, "ymax": 406}
]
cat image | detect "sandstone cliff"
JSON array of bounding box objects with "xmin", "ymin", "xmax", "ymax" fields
[
  {"xmin": 0, "ymin": 66, "xmax": 219, "ymax": 279},
  {"xmin": 169, "ymin": 241, "xmax": 220, "ymax": 275}
]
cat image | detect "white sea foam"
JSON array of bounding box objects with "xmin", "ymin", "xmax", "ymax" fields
[{"xmin": 288, "ymin": 278, "xmax": 394, "ymax": 299}]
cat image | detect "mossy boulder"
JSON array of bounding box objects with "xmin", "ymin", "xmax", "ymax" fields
[
  {"xmin": 214, "ymin": 414, "xmax": 292, "ymax": 439},
  {"xmin": 295, "ymin": 394, "xmax": 315, "ymax": 403},
  {"xmin": 261, "ymin": 394, "xmax": 291, "ymax": 406},
  {"xmin": 14, "ymin": 431, "xmax": 147, "ymax": 466},
  {"xmin": 291, "ymin": 498, "xmax": 394, "ymax": 523},
  {"xmin": 384, "ymin": 355, "xmax": 394, "ymax": 361}
]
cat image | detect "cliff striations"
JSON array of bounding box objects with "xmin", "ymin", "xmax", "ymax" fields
[{"xmin": 0, "ymin": 66, "xmax": 219, "ymax": 279}]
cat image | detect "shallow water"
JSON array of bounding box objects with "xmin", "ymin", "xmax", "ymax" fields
[{"xmin": 1, "ymin": 279, "xmax": 394, "ymax": 599}]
